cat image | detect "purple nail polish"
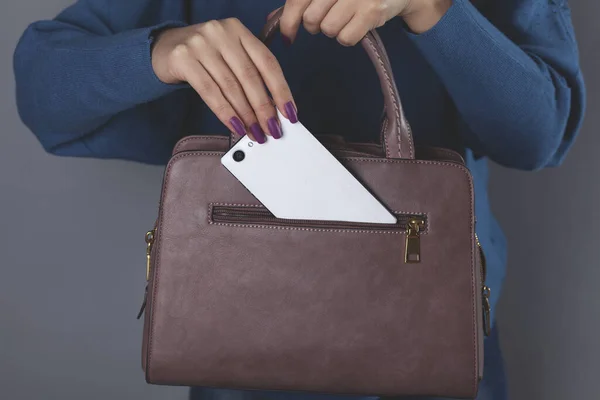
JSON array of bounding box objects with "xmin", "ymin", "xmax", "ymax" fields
[
  {"xmin": 229, "ymin": 117, "xmax": 246, "ymax": 137},
  {"xmin": 250, "ymin": 123, "xmax": 266, "ymax": 144},
  {"xmin": 284, "ymin": 102, "xmax": 298, "ymax": 123},
  {"xmin": 281, "ymin": 34, "xmax": 292, "ymax": 47},
  {"xmin": 267, "ymin": 117, "xmax": 282, "ymax": 139}
]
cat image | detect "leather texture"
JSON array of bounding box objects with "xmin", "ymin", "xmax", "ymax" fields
[{"xmin": 143, "ymin": 14, "xmax": 483, "ymax": 399}]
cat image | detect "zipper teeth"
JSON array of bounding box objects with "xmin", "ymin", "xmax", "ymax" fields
[{"xmin": 211, "ymin": 206, "xmax": 425, "ymax": 231}]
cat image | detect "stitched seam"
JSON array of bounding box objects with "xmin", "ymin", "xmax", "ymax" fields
[
  {"xmin": 378, "ymin": 35, "xmax": 414, "ymax": 159},
  {"xmin": 373, "ymin": 36, "xmax": 408, "ymax": 157},
  {"xmin": 336, "ymin": 151, "xmax": 378, "ymax": 157},
  {"xmin": 180, "ymin": 136, "xmax": 228, "ymax": 142},
  {"xmin": 174, "ymin": 151, "xmax": 225, "ymax": 157},
  {"xmin": 416, "ymin": 146, "xmax": 465, "ymax": 164},
  {"xmin": 342, "ymin": 157, "xmax": 468, "ymax": 170},
  {"xmin": 364, "ymin": 36, "xmax": 414, "ymax": 159},
  {"xmin": 209, "ymin": 202, "xmax": 429, "ymax": 235},
  {"xmin": 211, "ymin": 202, "xmax": 427, "ymax": 216},
  {"xmin": 173, "ymin": 136, "xmax": 229, "ymax": 153},
  {"xmin": 163, "ymin": 151, "xmax": 471, "ymax": 170},
  {"xmin": 381, "ymin": 115, "xmax": 389, "ymax": 157},
  {"xmin": 406, "ymin": 123, "xmax": 415, "ymax": 158},
  {"xmin": 366, "ymin": 36, "xmax": 393, "ymax": 158}
]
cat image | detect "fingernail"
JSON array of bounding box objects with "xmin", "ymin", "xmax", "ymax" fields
[
  {"xmin": 267, "ymin": 117, "xmax": 282, "ymax": 139},
  {"xmin": 284, "ymin": 102, "xmax": 298, "ymax": 123},
  {"xmin": 229, "ymin": 117, "xmax": 246, "ymax": 137},
  {"xmin": 250, "ymin": 123, "xmax": 266, "ymax": 144},
  {"xmin": 281, "ymin": 34, "xmax": 292, "ymax": 47}
]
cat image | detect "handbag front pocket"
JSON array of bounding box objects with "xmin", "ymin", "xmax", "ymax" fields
[{"xmin": 209, "ymin": 203, "xmax": 427, "ymax": 263}]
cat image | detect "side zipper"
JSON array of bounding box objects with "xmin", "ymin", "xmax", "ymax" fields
[
  {"xmin": 137, "ymin": 228, "xmax": 156, "ymax": 320},
  {"xmin": 476, "ymin": 234, "xmax": 491, "ymax": 336}
]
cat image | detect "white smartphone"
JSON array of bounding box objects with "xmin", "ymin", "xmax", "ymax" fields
[{"xmin": 221, "ymin": 111, "xmax": 396, "ymax": 224}]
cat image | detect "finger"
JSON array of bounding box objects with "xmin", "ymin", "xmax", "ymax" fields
[
  {"xmin": 280, "ymin": 0, "xmax": 312, "ymax": 42},
  {"xmin": 336, "ymin": 14, "xmax": 371, "ymax": 47},
  {"xmin": 302, "ymin": 0, "xmax": 337, "ymax": 34},
  {"xmin": 239, "ymin": 32, "xmax": 298, "ymax": 125},
  {"xmin": 320, "ymin": 1, "xmax": 355, "ymax": 39},
  {"xmin": 192, "ymin": 42, "xmax": 260, "ymax": 136},
  {"xmin": 176, "ymin": 52, "xmax": 255, "ymax": 141},
  {"xmin": 221, "ymin": 40, "xmax": 281, "ymax": 138}
]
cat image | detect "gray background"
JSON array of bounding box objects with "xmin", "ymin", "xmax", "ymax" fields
[{"xmin": 0, "ymin": 1, "xmax": 597, "ymax": 399}]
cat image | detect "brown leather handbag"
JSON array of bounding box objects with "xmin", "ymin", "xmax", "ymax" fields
[{"xmin": 139, "ymin": 11, "xmax": 491, "ymax": 399}]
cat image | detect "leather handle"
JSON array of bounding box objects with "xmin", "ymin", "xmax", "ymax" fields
[{"xmin": 260, "ymin": 8, "xmax": 414, "ymax": 159}]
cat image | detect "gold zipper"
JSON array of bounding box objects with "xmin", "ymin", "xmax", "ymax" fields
[{"xmin": 405, "ymin": 217, "xmax": 424, "ymax": 263}]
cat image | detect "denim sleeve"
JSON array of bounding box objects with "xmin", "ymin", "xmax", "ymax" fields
[
  {"xmin": 406, "ymin": 0, "xmax": 585, "ymax": 170},
  {"xmin": 14, "ymin": 0, "xmax": 190, "ymax": 162}
]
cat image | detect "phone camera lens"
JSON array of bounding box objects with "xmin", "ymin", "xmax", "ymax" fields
[{"xmin": 233, "ymin": 150, "xmax": 245, "ymax": 162}]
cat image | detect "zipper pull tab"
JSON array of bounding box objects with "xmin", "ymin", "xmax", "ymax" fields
[
  {"xmin": 482, "ymin": 285, "xmax": 491, "ymax": 336},
  {"xmin": 145, "ymin": 229, "xmax": 155, "ymax": 281},
  {"xmin": 405, "ymin": 218, "xmax": 423, "ymax": 263}
]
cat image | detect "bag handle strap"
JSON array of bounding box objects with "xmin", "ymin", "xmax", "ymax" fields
[{"xmin": 260, "ymin": 8, "xmax": 414, "ymax": 159}]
